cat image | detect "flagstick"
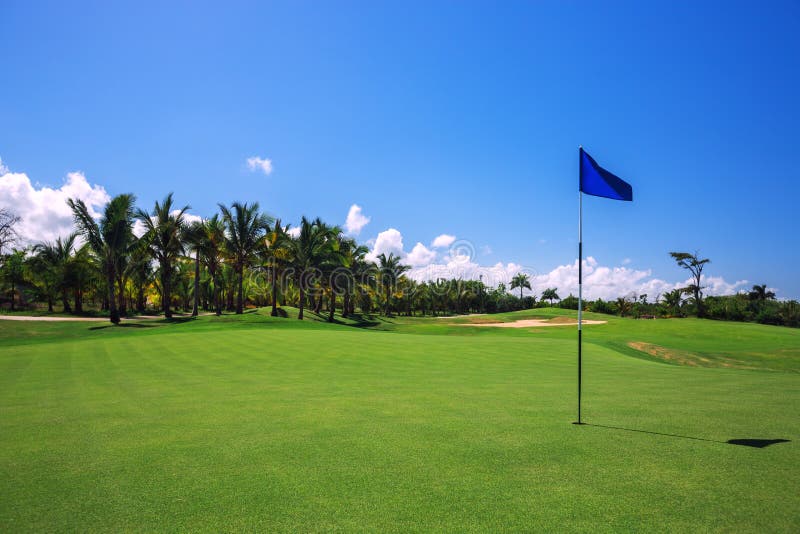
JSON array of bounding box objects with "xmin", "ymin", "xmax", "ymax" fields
[{"xmin": 574, "ymin": 147, "xmax": 584, "ymax": 425}]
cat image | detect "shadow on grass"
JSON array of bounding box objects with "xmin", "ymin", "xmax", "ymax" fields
[
  {"xmin": 89, "ymin": 323, "xmax": 160, "ymax": 330},
  {"xmin": 584, "ymin": 423, "xmax": 790, "ymax": 448}
]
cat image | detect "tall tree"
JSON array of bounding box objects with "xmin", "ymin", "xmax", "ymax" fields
[
  {"xmin": 661, "ymin": 288, "xmax": 684, "ymax": 317},
  {"xmin": 137, "ymin": 193, "xmax": 189, "ymax": 319},
  {"xmin": 69, "ymin": 194, "xmax": 136, "ymax": 324},
  {"xmin": 127, "ymin": 236, "xmax": 153, "ymax": 314},
  {"xmin": 2, "ymin": 249, "xmax": 26, "ymax": 311},
  {"xmin": 376, "ymin": 252, "xmax": 409, "ymax": 316},
  {"xmin": 261, "ymin": 219, "xmax": 291, "ymax": 317},
  {"xmin": 32, "ymin": 233, "xmax": 78, "ymax": 312},
  {"xmin": 337, "ymin": 237, "xmax": 369, "ymax": 318},
  {"xmin": 748, "ymin": 284, "xmax": 776, "ymax": 302},
  {"xmin": 510, "ymin": 272, "xmax": 531, "ymax": 300},
  {"xmin": 219, "ymin": 202, "xmax": 272, "ymax": 314},
  {"xmin": 183, "ymin": 221, "xmax": 207, "ymax": 317},
  {"xmin": 0, "ymin": 207, "xmax": 20, "ymax": 255},
  {"xmin": 669, "ymin": 251, "xmax": 710, "ymax": 317},
  {"xmin": 201, "ymin": 215, "xmax": 226, "ymax": 316},
  {"xmin": 284, "ymin": 217, "xmax": 337, "ymax": 320},
  {"xmin": 541, "ymin": 287, "xmax": 560, "ymax": 306}
]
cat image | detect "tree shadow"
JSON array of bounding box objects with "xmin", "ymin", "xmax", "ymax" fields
[
  {"xmin": 89, "ymin": 323, "xmax": 160, "ymax": 330},
  {"xmin": 726, "ymin": 438, "xmax": 790, "ymax": 448},
  {"xmin": 585, "ymin": 423, "xmax": 790, "ymax": 448}
]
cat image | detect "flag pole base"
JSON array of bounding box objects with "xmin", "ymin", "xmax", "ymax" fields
[{"xmin": 572, "ymin": 421, "xmax": 585, "ymax": 425}]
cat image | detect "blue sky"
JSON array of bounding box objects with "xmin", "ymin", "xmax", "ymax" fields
[{"xmin": 1, "ymin": 0, "xmax": 798, "ymax": 299}]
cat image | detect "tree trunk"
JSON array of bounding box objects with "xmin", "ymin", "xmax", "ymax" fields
[
  {"xmin": 74, "ymin": 289, "xmax": 83, "ymax": 313},
  {"xmin": 236, "ymin": 266, "xmax": 244, "ymax": 314},
  {"xmin": 9, "ymin": 280, "xmax": 15, "ymax": 312},
  {"xmin": 47, "ymin": 296, "xmax": 53, "ymax": 313},
  {"xmin": 137, "ymin": 285, "xmax": 145, "ymax": 314},
  {"xmin": 342, "ymin": 291, "xmax": 350, "ymax": 318},
  {"xmin": 328, "ymin": 290, "xmax": 335, "ymax": 322},
  {"xmin": 162, "ymin": 260, "xmax": 172, "ymax": 318},
  {"xmin": 313, "ymin": 290, "xmax": 322, "ymax": 314},
  {"xmin": 117, "ymin": 275, "xmax": 127, "ymax": 316},
  {"xmin": 298, "ymin": 283, "xmax": 305, "ymax": 320},
  {"xmin": 271, "ymin": 265, "xmax": 278, "ymax": 317},
  {"xmin": 107, "ymin": 265, "xmax": 120, "ymax": 324},
  {"xmin": 61, "ymin": 289, "xmax": 72, "ymax": 313},
  {"xmin": 212, "ymin": 270, "xmax": 221, "ymax": 316},
  {"xmin": 192, "ymin": 251, "xmax": 200, "ymax": 317}
]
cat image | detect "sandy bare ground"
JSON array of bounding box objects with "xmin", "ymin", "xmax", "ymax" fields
[
  {"xmin": 0, "ymin": 315, "xmax": 109, "ymax": 322},
  {"xmin": 0, "ymin": 312, "xmax": 216, "ymax": 322},
  {"xmin": 459, "ymin": 318, "xmax": 607, "ymax": 328}
]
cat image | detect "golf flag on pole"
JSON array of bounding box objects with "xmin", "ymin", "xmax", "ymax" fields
[
  {"xmin": 575, "ymin": 147, "xmax": 633, "ymax": 425},
  {"xmin": 580, "ymin": 148, "xmax": 633, "ymax": 201}
]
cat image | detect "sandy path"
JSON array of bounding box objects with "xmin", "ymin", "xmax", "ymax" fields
[
  {"xmin": 0, "ymin": 311, "xmax": 216, "ymax": 322},
  {"xmin": 461, "ymin": 319, "xmax": 607, "ymax": 328},
  {"xmin": 0, "ymin": 315, "xmax": 109, "ymax": 322}
]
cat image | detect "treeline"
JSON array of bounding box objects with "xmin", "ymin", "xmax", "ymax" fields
[
  {"xmin": 0, "ymin": 202, "xmax": 798, "ymax": 327},
  {"xmin": 556, "ymin": 286, "xmax": 799, "ymax": 328},
  {"xmin": 0, "ymin": 196, "xmax": 541, "ymax": 323}
]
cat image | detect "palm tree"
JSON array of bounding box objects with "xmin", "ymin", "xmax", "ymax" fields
[
  {"xmin": 541, "ymin": 287, "xmax": 560, "ymax": 306},
  {"xmin": 219, "ymin": 202, "xmax": 272, "ymax": 314},
  {"xmin": 137, "ymin": 193, "xmax": 189, "ymax": 319},
  {"xmin": 616, "ymin": 296, "xmax": 633, "ymax": 317},
  {"xmin": 31, "ymin": 233, "xmax": 78, "ymax": 312},
  {"xmin": 376, "ymin": 252, "xmax": 409, "ymax": 316},
  {"xmin": 283, "ymin": 217, "xmax": 337, "ymax": 320},
  {"xmin": 748, "ymin": 284, "xmax": 775, "ymax": 301},
  {"xmin": 338, "ymin": 237, "xmax": 369, "ymax": 318},
  {"xmin": 183, "ymin": 220, "xmax": 207, "ymax": 317},
  {"xmin": 261, "ymin": 219, "xmax": 290, "ymax": 317},
  {"xmin": 662, "ymin": 288, "xmax": 684, "ymax": 317},
  {"xmin": 66, "ymin": 244, "xmax": 93, "ymax": 313},
  {"xmin": 69, "ymin": 194, "xmax": 136, "ymax": 324},
  {"xmin": 510, "ymin": 272, "xmax": 531, "ymax": 300},
  {"xmin": 201, "ymin": 215, "xmax": 226, "ymax": 316},
  {"xmin": 127, "ymin": 237, "xmax": 153, "ymax": 314}
]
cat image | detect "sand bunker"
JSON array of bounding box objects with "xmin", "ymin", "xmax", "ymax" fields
[{"xmin": 462, "ymin": 318, "xmax": 606, "ymax": 328}]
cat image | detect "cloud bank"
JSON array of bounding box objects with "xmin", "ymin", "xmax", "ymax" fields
[
  {"xmin": 0, "ymin": 163, "xmax": 110, "ymax": 244},
  {"xmin": 362, "ymin": 224, "xmax": 748, "ymax": 301}
]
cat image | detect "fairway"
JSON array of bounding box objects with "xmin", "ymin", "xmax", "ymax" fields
[{"xmin": 1, "ymin": 310, "xmax": 798, "ymax": 531}]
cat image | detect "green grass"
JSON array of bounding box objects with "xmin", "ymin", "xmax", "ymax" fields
[{"xmin": 1, "ymin": 309, "xmax": 798, "ymax": 531}]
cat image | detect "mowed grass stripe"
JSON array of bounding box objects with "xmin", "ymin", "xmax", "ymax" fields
[{"xmin": 0, "ymin": 319, "xmax": 798, "ymax": 531}]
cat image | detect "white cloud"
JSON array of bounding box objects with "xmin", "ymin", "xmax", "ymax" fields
[
  {"xmin": 525, "ymin": 257, "xmax": 748, "ymax": 301},
  {"xmin": 405, "ymin": 242, "xmax": 437, "ymax": 267},
  {"xmin": 407, "ymin": 257, "xmax": 529, "ymax": 289},
  {"xmin": 0, "ymin": 157, "xmax": 8, "ymax": 175},
  {"xmin": 365, "ymin": 228, "xmax": 405, "ymax": 263},
  {"xmin": 246, "ymin": 156, "xmax": 273, "ymax": 175},
  {"xmin": 405, "ymin": 253, "xmax": 748, "ymax": 301},
  {"xmin": 431, "ymin": 234, "xmax": 456, "ymax": 248},
  {"xmin": 344, "ymin": 204, "xmax": 370, "ymax": 235},
  {"xmin": 621, "ymin": 258, "xmax": 631, "ymax": 265},
  {"xmin": 0, "ymin": 164, "xmax": 110, "ymax": 244},
  {"xmin": 480, "ymin": 244, "xmax": 493, "ymax": 256},
  {"xmin": 286, "ymin": 226, "xmax": 301, "ymax": 238},
  {"xmin": 181, "ymin": 211, "xmax": 203, "ymax": 225}
]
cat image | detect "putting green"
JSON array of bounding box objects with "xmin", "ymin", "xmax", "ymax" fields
[{"xmin": 0, "ymin": 309, "xmax": 798, "ymax": 531}]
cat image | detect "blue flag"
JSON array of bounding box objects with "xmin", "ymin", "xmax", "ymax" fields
[{"xmin": 579, "ymin": 148, "xmax": 633, "ymax": 201}]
